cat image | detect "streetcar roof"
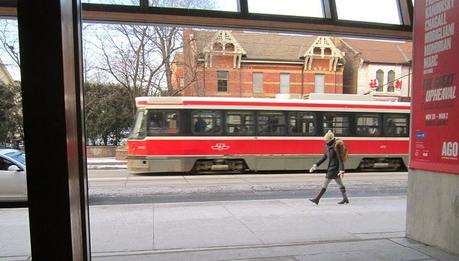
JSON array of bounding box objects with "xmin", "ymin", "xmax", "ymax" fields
[{"xmin": 135, "ymin": 96, "xmax": 410, "ymax": 113}]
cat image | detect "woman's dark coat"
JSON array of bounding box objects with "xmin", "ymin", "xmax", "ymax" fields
[{"xmin": 315, "ymin": 139, "xmax": 345, "ymax": 179}]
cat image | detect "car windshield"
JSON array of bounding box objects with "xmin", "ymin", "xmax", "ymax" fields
[{"xmin": 5, "ymin": 151, "xmax": 26, "ymax": 165}]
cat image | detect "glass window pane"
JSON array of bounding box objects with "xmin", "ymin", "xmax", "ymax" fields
[
  {"xmin": 225, "ymin": 111, "xmax": 255, "ymax": 135},
  {"xmin": 82, "ymin": 0, "xmax": 139, "ymax": 4},
  {"xmin": 253, "ymin": 72, "xmax": 263, "ymax": 94},
  {"xmin": 150, "ymin": 0, "xmax": 238, "ymax": 12},
  {"xmin": 387, "ymin": 70, "xmax": 395, "ymax": 92},
  {"xmin": 147, "ymin": 111, "xmax": 164, "ymax": 135},
  {"xmin": 280, "ymin": 73, "xmax": 290, "ymax": 94},
  {"xmin": 323, "ymin": 113, "xmax": 351, "ymax": 136},
  {"xmin": 384, "ymin": 114, "xmax": 408, "ymax": 137},
  {"xmin": 376, "ymin": 69, "xmax": 384, "ymax": 92},
  {"xmin": 192, "ymin": 110, "xmax": 222, "ymax": 135},
  {"xmin": 146, "ymin": 110, "xmax": 178, "ymax": 135},
  {"xmin": 356, "ymin": 114, "xmax": 381, "ymax": 136},
  {"xmin": 129, "ymin": 110, "xmax": 146, "ymax": 138},
  {"xmin": 217, "ymin": 71, "xmax": 228, "ymax": 92},
  {"xmin": 258, "ymin": 112, "xmax": 286, "ymax": 135},
  {"xmin": 315, "ymin": 74, "xmax": 324, "ymax": 93},
  {"xmin": 336, "ymin": 0, "xmax": 401, "ymax": 25},
  {"xmin": 248, "ymin": 0, "xmax": 324, "ymax": 18},
  {"xmin": 289, "ymin": 112, "xmax": 316, "ymax": 136}
]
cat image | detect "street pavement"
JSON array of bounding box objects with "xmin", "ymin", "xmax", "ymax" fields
[
  {"xmin": 2, "ymin": 196, "xmax": 459, "ymax": 261},
  {"xmin": 87, "ymin": 170, "xmax": 408, "ymax": 204},
  {"xmin": 1, "ymin": 160, "xmax": 457, "ymax": 260}
]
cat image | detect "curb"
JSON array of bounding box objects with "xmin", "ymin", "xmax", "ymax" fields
[{"xmin": 87, "ymin": 165, "xmax": 127, "ymax": 170}]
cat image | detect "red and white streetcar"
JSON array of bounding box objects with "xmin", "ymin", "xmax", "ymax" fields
[{"xmin": 127, "ymin": 95, "xmax": 410, "ymax": 173}]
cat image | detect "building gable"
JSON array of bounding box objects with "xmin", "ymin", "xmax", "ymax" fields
[{"xmin": 303, "ymin": 36, "xmax": 344, "ymax": 71}]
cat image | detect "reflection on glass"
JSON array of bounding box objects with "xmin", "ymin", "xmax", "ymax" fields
[
  {"xmin": 336, "ymin": 0, "xmax": 401, "ymax": 24},
  {"xmin": 248, "ymin": 0, "xmax": 323, "ymax": 18},
  {"xmin": 82, "ymin": 0, "xmax": 139, "ymax": 4},
  {"xmin": 150, "ymin": 0, "xmax": 238, "ymax": 12}
]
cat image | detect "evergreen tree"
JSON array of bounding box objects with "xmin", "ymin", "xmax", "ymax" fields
[{"xmin": 84, "ymin": 82, "xmax": 133, "ymax": 146}]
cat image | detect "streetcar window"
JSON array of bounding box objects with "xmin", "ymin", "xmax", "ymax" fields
[
  {"xmin": 322, "ymin": 113, "xmax": 351, "ymax": 136},
  {"xmin": 147, "ymin": 111, "xmax": 163, "ymax": 134},
  {"xmin": 225, "ymin": 111, "xmax": 255, "ymax": 135},
  {"xmin": 384, "ymin": 114, "xmax": 409, "ymax": 136},
  {"xmin": 258, "ymin": 112, "xmax": 286, "ymax": 135},
  {"xmin": 288, "ymin": 112, "xmax": 316, "ymax": 135},
  {"xmin": 356, "ymin": 114, "xmax": 381, "ymax": 136},
  {"xmin": 146, "ymin": 110, "xmax": 178, "ymax": 135},
  {"xmin": 192, "ymin": 110, "xmax": 222, "ymax": 135},
  {"xmin": 128, "ymin": 110, "xmax": 146, "ymax": 139}
]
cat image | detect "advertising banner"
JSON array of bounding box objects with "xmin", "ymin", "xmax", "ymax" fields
[{"xmin": 410, "ymin": 0, "xmax": 459, "ymax": 174}]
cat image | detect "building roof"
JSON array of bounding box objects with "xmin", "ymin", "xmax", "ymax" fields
[
  {"xmin": 341, "ymin": 38, "xmax": 412, "ymax": 64},
  {"xmin": 189, "ymin": 30, "xmax": 413, "ymax": 64},
  {"xmin": 192, "ymin": 30, "xmax": 316, "ymax": 61}
]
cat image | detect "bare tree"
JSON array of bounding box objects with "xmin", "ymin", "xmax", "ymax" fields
[
  {"xmin": 86, "ymin": 24, "xmax": 166, "ymax": 113},
  {"xmin": 85, "ymin": 23, "xmax": 203, "ymax": 113},
  {"xmin": 0, "ymin": 19, "xmax": 20, "ymax": 68}
]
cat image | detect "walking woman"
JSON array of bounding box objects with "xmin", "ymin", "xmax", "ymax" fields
[{"xmin": 309, "ymin": 130, "xmax": 349, "ymax": 205}]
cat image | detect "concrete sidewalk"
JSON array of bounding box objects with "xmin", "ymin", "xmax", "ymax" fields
[
  {"xmin": 87, "ymin": 157, "xmax": 127, "ymax": 169},
  {"xmin": 1, "ymin": 196, "xmax": 459, "ymax": 261}
]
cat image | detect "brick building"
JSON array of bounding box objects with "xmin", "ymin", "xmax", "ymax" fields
[{"xmin": 172, "ymin": 30, "xmax": 345, "ymax": 98}]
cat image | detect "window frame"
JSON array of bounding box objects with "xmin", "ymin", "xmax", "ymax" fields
[
  {"xmin": 314, "ymin": 73, "xmax": 325, "ymax": 93},
  {"xmin": 288, "ymin": 111, "xmax": 317, "ymax": 136},
  {"xmin": 128, "ymin": 109, "xmax": 146, "ymax": 139},
  {"xmin": 387, "ymin": 70, "xmax": 395, "ymax": 92},
  {"xmin": 355, "ymin": 113, "xmax": 382, "ymax": 137},
  {"xmin": 217, "ymin": 71, "xmax": 229, "ymax": 92},
  {"xmin": 383, "ymin": 113, "xmax": 409, "ymax": 137},
  {"xmin": 224, "ymin": 110, "xmax": 256, "ymax": 136},
  {"xmin": 145, "ymin": 109, "xmax": 180, "ymax": 136},
  {"xmin": 322, "ymin": 112, "xmax": 353, "ymax": 137},
  {"xmin": 256, "ymin": 111, "xmax": 287, "ymax": 136},
  {"xmin": 252, "ymin": 72, "xmax": 264, "ymax": 94},
  {"xmin": 280, "ymin": 73, "xmax": 290, "ymax": 94},
  {"xmin": 191, "ymin": 110, "xmax": 223, "ymax": 135},
  {"xmin": 376, "ymin": 69, "xmax": 384, "ymax": 92}
]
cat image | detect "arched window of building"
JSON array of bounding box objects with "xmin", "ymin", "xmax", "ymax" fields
[
  {"xmin": 225, "ymin": 43, "xmax": 235, "ymax": 51},
  {"xmin": 213, "ymin": 42, "xmax": 223, "ymax": 51},
  {"xmin": 313, "ymin": 47, "xmax": 321, "ymax": 55},
  {"xmin": 376, "ymin": 69, "xmax": 384, "ymax": 92},
  {"xmin": 387, "ymin": 70, "xmax": 395, "ymax": 92},
  {"xmin": 324, "ymin": 48, "xmax": 332, "ymax": 55}
]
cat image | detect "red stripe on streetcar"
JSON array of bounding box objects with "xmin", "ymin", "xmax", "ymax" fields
[{"xmin": 128, "ymin": 139, "xmax": 409, "ymax": 156}]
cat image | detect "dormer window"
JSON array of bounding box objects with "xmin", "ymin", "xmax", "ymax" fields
[
  {"xmin": 313, "ymin": 47, "xmax": 321, "ymax": 54},
  {"xmin": 213, "ymin": 43, "xmax": 223, "ymax": 51},
  {"xmin": 203, "ymin": 31, "xmax": 247, "ymax": 68},
  {"xmin": 303, "ymin": 36, "xmax": 344, "ymax": 71},
  {"xmin": 225, "ymin": 43, "xmax": 235, "ymax": 51}
]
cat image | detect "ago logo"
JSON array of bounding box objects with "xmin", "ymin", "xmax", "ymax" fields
[{"xmin": 441, "ymin": 141, "xmax": 458, "ymax": 159}]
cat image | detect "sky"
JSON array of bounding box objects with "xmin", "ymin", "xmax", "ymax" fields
[{"xmin": 1, "ymin": 0, "xmax": 403, "ymax": 81}]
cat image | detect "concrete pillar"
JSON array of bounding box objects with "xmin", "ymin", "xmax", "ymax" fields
[{"xmin": 407, "ymin": 170, "xmax": 459, "ymax": 255}]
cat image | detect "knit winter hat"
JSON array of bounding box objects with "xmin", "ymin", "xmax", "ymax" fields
[{"xmin": 324, "ymin": 130, "xmax": 335, "ymax": 142}]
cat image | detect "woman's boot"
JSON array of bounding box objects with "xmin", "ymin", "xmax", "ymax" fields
[
  {"xmin": 338, "ymin": 187, "xmax": 349, "ymax": 204},
  {"xmin": 310, "ymin": 188, "xmax": 326, "ymax": 205}
]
